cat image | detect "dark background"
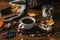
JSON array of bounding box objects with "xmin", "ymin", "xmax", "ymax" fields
[{"xmin": 3, "ymin": 0, "xmax": 60, "ymax": 20}]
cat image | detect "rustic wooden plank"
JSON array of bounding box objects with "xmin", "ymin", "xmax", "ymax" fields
[{"xmin": 0, "ymin": 1, "xmax": 11, "ymax": 11}]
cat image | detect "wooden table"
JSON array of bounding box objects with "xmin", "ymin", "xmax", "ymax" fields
[
  {"xmin": 0, "ymin": 9, "xmax": 59, "ymax": 40},
  {"xmin": 0, "ymin": 1, "xmax": 10, "ymax": 11}
]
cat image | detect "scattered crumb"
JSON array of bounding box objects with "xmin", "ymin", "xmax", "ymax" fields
[
  {"xmin": 21, "ymin": 38, "xmax": 23, "ymax": 40},
  {"xmin": 30, "ymin": 34, "xmax": 35, "ymax": 37}
]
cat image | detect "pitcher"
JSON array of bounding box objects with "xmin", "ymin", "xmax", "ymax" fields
[{"xmin": 42, "ymin": 5, "xmax": 54, "ymax": 19}]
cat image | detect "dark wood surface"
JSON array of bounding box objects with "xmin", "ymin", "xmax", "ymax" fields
[
  {"xmin": 0, "ymin": 1, "xmax": 10, "ymax": 11},
  {"xmin": 0, "ymin": 9, "xmax": 60, "ymax": 40},
  {"xmin": 0, "ymin": 1, "xmax": 60, "ymax": 40}
]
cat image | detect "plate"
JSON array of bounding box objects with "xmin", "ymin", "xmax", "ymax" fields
[{"xmin": 4, "ymin": 1, "xmax": 26, "ymax": 22}]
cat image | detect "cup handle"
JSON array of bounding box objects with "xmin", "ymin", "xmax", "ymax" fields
[{"xmin": 18, "ymin": 23, "xmax": 24, "ymax": 29}]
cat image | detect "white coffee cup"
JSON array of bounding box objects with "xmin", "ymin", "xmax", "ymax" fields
[{"xmin": 18, "ymin": 16, "xmax": 36, "ymax": 29}]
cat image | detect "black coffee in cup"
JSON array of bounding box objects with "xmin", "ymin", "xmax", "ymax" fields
[
  {"xmin": 19, "ymin": 16, "xmax": 35, "ymax": 29},
  {"xmin": 22, "ymin": 18, "xmax": 34, "ymax": 24}
]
